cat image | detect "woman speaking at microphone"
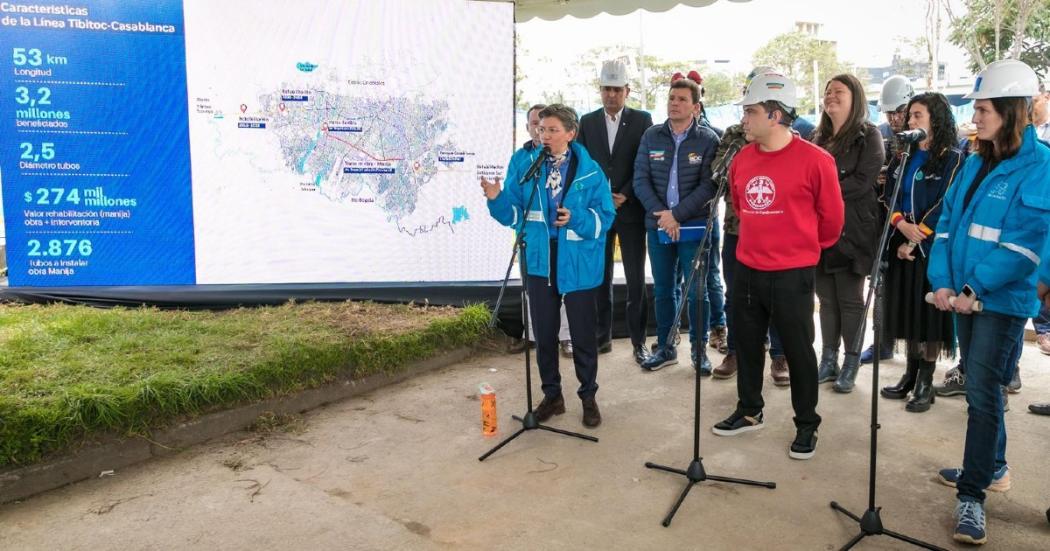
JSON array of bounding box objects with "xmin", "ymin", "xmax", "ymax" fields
[
  {"xmin": 879, "ymin": 92, "xmax": 962, "ymax": 413},
  {"xmin": 481, "ymin": 104, "xmax": 616, "ymax": 428},
  {"xmin": 926, "ymin": 60, "xmax": 1050, "ymax": 545}
]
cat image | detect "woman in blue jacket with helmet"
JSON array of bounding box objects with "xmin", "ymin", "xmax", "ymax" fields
[
  {"xmin": 926, "ymin": 59, "xmax": 1050, "ymax": 546},
  {"xmin": 482, "ymin": 104, "xmax": 616, "ymax": 428}
]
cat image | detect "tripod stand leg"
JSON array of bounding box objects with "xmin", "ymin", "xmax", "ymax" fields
[
  {"xmin": 706, "ymin": 474, "xmax": 776, "ymax": 488},
  {"xmin": 477, "ymin": 428, "xmax": 527, "ymax": 462},
  {"xmin": 536, "ymin": 423, "xmax": 599, "ymax": 442},
  {"xmin": 661, "ymin": 481, "xmax": 696, "ymax": 527},
  {"xmin": 838, "ymin": 532, "xmax": 865, "ymax": 551},
  {"xmin": 829, "ymin": 501, "xmax": 862, "ymax": 522},
  {"xmin": 644, "ymin": 462, "xmax": 687, "ymax": 476}
]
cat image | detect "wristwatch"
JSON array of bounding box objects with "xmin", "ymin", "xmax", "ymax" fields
[{"xmin": 961, "ymin": 284, "xmax": 977, "ymax": 300}]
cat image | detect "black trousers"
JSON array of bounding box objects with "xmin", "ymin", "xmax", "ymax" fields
[
  {"xmin": 527, "ymin": 240, "xmax": 599, "ymax": 400},
  {"xmin": 596, "ymin": 221, "xmax": 648, "ymax": 347},
  {"xmin": 815, "ymin": 268, "xmax": 867, "ymax": 354},
  {"xmin": 733, "ymin": 263, "xmax": 821, "ymax": 431}
]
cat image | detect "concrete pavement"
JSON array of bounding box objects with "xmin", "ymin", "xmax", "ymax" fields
[{"xmin": 2, "ymin": 338, "xmax": 1049, "ymax": 550}]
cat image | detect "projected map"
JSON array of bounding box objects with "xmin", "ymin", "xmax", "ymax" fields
[{"xmin": 0, "ymin": 0, "xmax": 514, "ymax": 286}]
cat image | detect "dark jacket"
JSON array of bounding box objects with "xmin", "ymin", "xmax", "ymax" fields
[
  {"xmin": 577, "ymin": 107, "xmax": 653, "ymax": 225},
  {"xmin": 815, "ymin": 121, "xmax": 886, "ymax": 275},
  {"xmin": 882, "ymin": 146, "xmax": 964, "ymax": 256},
  {"xmin": 633, "ymin": 120, "xmax": 720, "ymax": 231}
]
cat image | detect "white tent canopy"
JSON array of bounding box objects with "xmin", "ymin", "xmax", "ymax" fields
[{"xmin": 509, "ymin": 0, "xmax": 752, "ymax": 22}]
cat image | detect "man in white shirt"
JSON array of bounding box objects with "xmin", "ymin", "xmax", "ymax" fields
[{"xmin": 577, "ymin": 60, "xmax": 654, "ymax": 364}]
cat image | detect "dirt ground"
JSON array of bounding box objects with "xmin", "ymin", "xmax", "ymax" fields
[{"xmin": 2, "ymin": 336, "xmax": 1049, "ymax": 550}]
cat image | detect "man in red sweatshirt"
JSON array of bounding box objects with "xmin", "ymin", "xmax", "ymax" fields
[{"xmin": 711, "ymin": 72, "xmax": 844, "ymax": 460}]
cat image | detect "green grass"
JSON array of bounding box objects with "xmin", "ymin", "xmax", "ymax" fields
[{"xmin": 0, "ymin": 301, "xmax": 491, "ymax": 468}]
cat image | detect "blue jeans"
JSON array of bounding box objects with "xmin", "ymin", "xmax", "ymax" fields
[
  {"xmin": 648, "ymin": 229, "xmax": 705, "ymax": 349},
  {"xmin": 722, "ymin": 232, "xmax": 785, "ymax": 357},
  {"xmin": 955, "ymin": 311, "xmax": 1024, "ymax": 504},
  {"xmin": 1033, "ymin": 302, "xmax": 1050, "ymax": 334},
  {"xmin": 705, "ymin": 223, "xmax": 727, "ymax": 328}
]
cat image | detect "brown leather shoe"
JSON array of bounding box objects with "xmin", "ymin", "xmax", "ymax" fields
[
  {"xmin": 713, "ymin": 353, "xmax": 737, "ymax": 379},
  {"xmin": 534, "ymin": 394, "xmax": 565, "ymax": 422},
  {"xmin": 708, "ymin": 325, "xmax": 729, "ymax": 355},
  {"xmin": 582, "ymin": 397, "xmax": 601, "ymax": 428},
  {"xmin": 770, "ymin": 356, "xmax": 790, "ymax": 387}
]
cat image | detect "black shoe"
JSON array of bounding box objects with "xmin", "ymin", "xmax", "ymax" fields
[
  {"xmin": 582, "ymin": 397, "xmax": 601, "ymax": 428},
  {"xmin": 881, "ymin": 356, "xmax": 918, "ymax": 400},
  {"xmin": 1029, "ymin": 402, "xmax": 1050, "ymax": 415},
  {"xmin": 712, "ymin": 411, "xmax": 764, "ymax": 436},
  {"xmin": 833, "ymin": 353, "xmax": 860, "ymax": 393},
  {"xmin": 906, "ymin": 360, "xmax": 936, "ymax": 413},
  {"xmin": 817, "ymin": 348, "xmax": 840, "ymax": 383},
  {"xmin": 641, "ymin": 346, "xmax": 678, "ymax": 371},
  {"xmin": 934, "ymin": 364, "xmax": 966, "ymax": 397},
  {"xmin": 789, "ymin": 426, "xmax": 818, "ymax": 460},
  {"xmin": 633, "ymin": 344, "xmax": 652, "ymax": 365},
  {"xmin": 534, "ymin": 393, "xmax": 565, "ymax": 422},
  {"xmin": 597, "ymin": 341, "xmax": 613, "ymax": 354}
]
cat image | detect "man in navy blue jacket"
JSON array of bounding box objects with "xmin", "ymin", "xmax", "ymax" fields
[{"xmin": 633, "ymin": 78, "xmax": 719, "ymax": 373}]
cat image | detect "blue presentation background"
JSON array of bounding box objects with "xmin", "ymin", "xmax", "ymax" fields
[{"xmin": 0, "ymin": 0, "xmax": 196, "ymax": 286}]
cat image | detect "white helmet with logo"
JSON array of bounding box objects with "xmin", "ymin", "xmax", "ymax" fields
[
  {"xmin": 964, "ymin": 59, "xmax": 1040, "ymax": 99},
  {"xmin": 879, "ymin": 75, "xmax": 914, "ymax": 112},
  {"xmin": 736, "ymin": 72, "xmax": 798, "ymax": 108}
]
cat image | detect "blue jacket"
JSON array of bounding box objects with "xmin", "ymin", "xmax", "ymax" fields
[
  {"xmin": 633, "ymin": 120, "xmax": 719, "ymax": 231},
  {"xmin": 487, "ymin": 140, "xmax": 616, "ymax": 293},
  {"xmin": 927, "ymin": 125, "xmax": 1050, "ymax": 318},
  {"xmin": 883, "ymin": 146, "xmax": 964, "ymax": 257}
]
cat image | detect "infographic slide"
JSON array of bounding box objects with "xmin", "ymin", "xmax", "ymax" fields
[{"xmin": 0, "ymin": 0, "xmax": 515, "ymax": 286}]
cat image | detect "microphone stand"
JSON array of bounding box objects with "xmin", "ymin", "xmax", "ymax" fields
[
  {"xmin": 480, "ymin": 148, "xmax": 598, "ymax": 462},
  {"xmin": 644, "ymin": 143, "xmax": 776, "ymax": 526},
  {"xmin": 829, "ymin": 140, "xmax": 947, "ymax": 550}
]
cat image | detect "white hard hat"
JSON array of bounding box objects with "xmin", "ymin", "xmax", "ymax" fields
[
  {"xmin": 965, "ymin": 59, "xmax": 1040, "ymax": 99},
  {"xmin": 736, "ymin": 72, "xmax": 797, "ymax": 108},
  {"xmin": 744, "ymin": 66, "xmax": 776, "ymax": 88},
  {"xmin": 599, "ymin": 59, "xmax": 629, "ymax": 87},
  {"xmin": 879, "ymin": 75, "xmax": 914, "ymax": 112}
]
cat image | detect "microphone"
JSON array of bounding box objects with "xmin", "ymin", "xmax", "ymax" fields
[
  {"xmin": 924, "ymin": 292, "xmax": 984, "ymax": 312},
  {"xmin": 896, "ymin": 128, "xmax": 927, "ymax": 144},
  {"xmin": 522, "ymin": 146, "xmax": 550, "ymax": 183},
  {"xmin": 711, "ymin": 142, "xmax": 742, "ymax": 184}
]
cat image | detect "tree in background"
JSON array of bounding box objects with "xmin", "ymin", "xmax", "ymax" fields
[
  {"xmin": 565, "ymin": 45, "xmax": 739, "ymax": 111},
  {"xmin": 943, "ymin": 0, "xmax": 1050, "ymax": 77},
  {"xmin": 701, "ymin": 71, "xmax": 748, "ymax": 107},
  {"xmin": 752, "ymin": 30, "xmax": 855, "ymax": 115}
]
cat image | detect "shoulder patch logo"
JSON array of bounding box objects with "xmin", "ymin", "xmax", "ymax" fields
[{"xmin": 988, "ymin": 181, "xmax": 1009, "ymax": 200}]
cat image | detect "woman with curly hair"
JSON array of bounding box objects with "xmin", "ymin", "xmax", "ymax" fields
[{"xmin": 878, "ymin": 92, "xmax": 963, "ymax": 412}]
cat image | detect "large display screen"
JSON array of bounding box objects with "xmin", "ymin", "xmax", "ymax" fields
[{"xmin": 0, "ymin": 0, "xmax": 515, "ymax": 286}]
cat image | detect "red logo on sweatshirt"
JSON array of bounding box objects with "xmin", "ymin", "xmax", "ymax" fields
[{"xmin": 744, "ymin": 176, "xmax": 776, "ymax": 210}]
